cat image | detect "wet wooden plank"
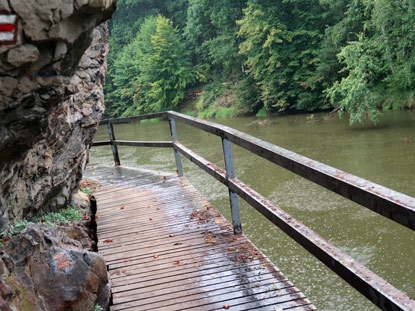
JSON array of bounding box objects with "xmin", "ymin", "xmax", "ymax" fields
[{"xmin": 84, "ymin": 166, "xmax": 316, "ymax": 311}]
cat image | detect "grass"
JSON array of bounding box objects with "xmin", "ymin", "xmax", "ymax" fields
[
  {"xmin": 93, "ymin": 304, "xmax": 104, "ymax": 311},
  {"xmin": 140, "ymin": 118, "xmax": 161, "ymax": 123},
  {"xmin": 183, "ymin": 109, "xmax": 196, "ymax": 117},
  {"xmin": 80, "ymin": 187, "xmax": 94, "ymax": 196},
  {"xmin": 1, "ymin": 205, "xmax": 84, "ymax": 243},
  {"xmin": 255, "ymin": 107, "xmax": 267, "ymax": 117}
]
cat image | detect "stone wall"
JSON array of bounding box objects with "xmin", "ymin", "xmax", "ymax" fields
[{"xmin": 0, "ymin": 0, "xmax": 116, "ymax": 233}]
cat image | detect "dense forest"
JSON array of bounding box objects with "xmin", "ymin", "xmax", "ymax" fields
[{"xmin": 104, "ymin": 0, "xmax": 415, "ymax": 124}]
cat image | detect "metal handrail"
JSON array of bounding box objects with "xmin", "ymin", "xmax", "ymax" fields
[{"xmin": 92, "ymin": 111, "xmax": 415, "ymax": 311}]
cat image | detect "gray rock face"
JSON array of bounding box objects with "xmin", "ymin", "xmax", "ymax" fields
[
  {"xmin": 0, "ymin": 224, "xmax": 110, "ymax": 311},
  {"xmin": 0, "ymin": 0, "xmax": 116, "ymax": 233}
]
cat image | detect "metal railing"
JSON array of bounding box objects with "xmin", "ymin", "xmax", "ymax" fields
[{"xmin": 93, "ymin": 111, "xmax": 415, "ymax": 311}]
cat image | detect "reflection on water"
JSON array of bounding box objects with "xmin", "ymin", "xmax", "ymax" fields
[{"xmin": 89, "ymin": 111, "xmax": 415, "ymax": 311}]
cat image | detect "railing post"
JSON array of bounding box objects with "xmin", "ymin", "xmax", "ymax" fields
[
  {"xmin": 222, "ymin": 138, "xmax": 242, "ymax": 235},
  {"xmin": 169, "ymin": 117, "xmax": 183, "ymax": 177},
  {"xmin": 107, "ymin": 122, "xmax": 120, "ymax": 166}
]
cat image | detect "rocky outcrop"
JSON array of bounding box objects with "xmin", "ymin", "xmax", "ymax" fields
[
  {"xmin": 0, "ymin": 224, "xmax": 110, "ymax": 311},
  {"xmin": 0, "ymin": 0, "xmax": 116, "ymax": 233}
]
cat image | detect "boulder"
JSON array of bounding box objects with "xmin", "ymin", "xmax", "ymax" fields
[{"xmin": 0, "ymin": 224, "xmax": 109, "ymax": 311}]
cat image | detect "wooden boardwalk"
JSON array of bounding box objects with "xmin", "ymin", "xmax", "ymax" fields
[{"xmin": 85, "ymin": 166, "xmax": 316, "ymax": 311}]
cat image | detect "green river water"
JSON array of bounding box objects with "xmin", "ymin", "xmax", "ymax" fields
[{"xmin": 90, "ymin": 110, "xmax": 415, "ymax": 310}]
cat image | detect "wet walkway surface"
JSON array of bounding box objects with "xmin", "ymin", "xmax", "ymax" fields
[{"xmin": 84, "ymin": 166, "xmax": 316, "ymax": 311}]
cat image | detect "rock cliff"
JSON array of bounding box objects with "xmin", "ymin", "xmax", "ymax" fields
[{"xmin": 0, "ymin": 0, "xmax": 116, "ymax": 233}]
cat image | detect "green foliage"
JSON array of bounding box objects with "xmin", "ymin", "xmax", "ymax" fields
[
  {"xmin": 140, "ymin": 16, "xmax": 194, "ymax": 112},
  {"xmin": 8, "ymin": 205, "xmax": 83, "ymax": 236},
  {"xmin": 11, "ymin": 220, "xmax": 34, "ymax": 233},
  {"xmin": 326, "ymin": 0, "xmax": 415, "ymax": 124},
  {"xmin": 105, "ymin": 0, "xmax": 415, "ymax": 125},
  {"xmin": 140, "ymin": 118, "xmax": 161, "ymax": 123},
  {"xmin": 80, "ymin": 187, "xmax": 94, "ymax": 196},
  {"xmin": 109, "ymin": 15, "xmax": 194, "ymax": 116},
  {"xmin": 93, "ymin": 304, "xmax": 104, "ymax": 311},
  {"xmin": 183, "ymin": 110, "xmax": 196, "ymax": 117},
  {"xmin": 326, "ymin": 39, "xmax": 383, "ymax": 124},
  {"xmin": 238, "ymin": 0, "xmax": 326, "ymax": 113},
  {"xmin": 255, "ymin": 107, "xmax": 267, "ymax": 117},
  {"xmin": 105, "ymin": 0, "xmax": 190, "ymax": 116}
]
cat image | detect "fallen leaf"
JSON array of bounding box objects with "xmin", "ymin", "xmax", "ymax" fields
[
  {"xmin": 169, "ymin": 234, "xmax": 174, "ymax": 237},
  {"xmin": 41, "ymin": 219, "xmax": 46, "ymax": 223},
  {"xmin": 103, "ymin": 239, "xmax": 113, "ymax": 243},
  {"xmin": 227, "ymin": 248, "xmax": 235, "ymax": 252},
  {"xmin": 153, "ymin": 254, "xmax": 159, "ymax": 259},
  {"xmin": 122, "ymin": 269, "xmax": 127, "ymax": 273},
  {"xmin": 202, "ymin": 204, "xmax": 208, "ymax": 208},
  {"xmin": 2, "ymin": 237, "xmax": 10, "ymax": 244},
  {"xmin": 174, "ymin": 242, "xmax": 182, "ymax": 246},
  {"xmin": 123, "ymin": 259, "xmax": 130, "ymax": 263},
  {"xmin": 95, "ymin": 215, "xmax": 99, "ymax": 219},
  {"xmin": 163, "ymin": 176, "xmax": 167, "ymax": 180},
  {"xmin": 223, "ymin": 306, "xmax": 230, "ymax": 309},
  {"xmin": 173, "ymin": 260, "xmax": 180, "ymax": 264},
  {"xmin": 149, "ymin": 218, "xmax": 152, "ymax": 221},
  {"xmin": 118, "ymin": 206, "xmax": 125, "ymax": 210},
  {"xmin": 110, "ymin": 270, "xmax": 120, "ymax": 276},
  {"xmin": 146, "ymin": 205, "xmax": 152, "ymax": 208},
  {"xmin": 232, "ymin": 238, "xmax": 238, "ymax": 241}
]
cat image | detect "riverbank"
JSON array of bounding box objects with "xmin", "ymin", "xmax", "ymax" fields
[{"xmin": 178, "ymin": 82, "xmax": 415, "ymax": 123}]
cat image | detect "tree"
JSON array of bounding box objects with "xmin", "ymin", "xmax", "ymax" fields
[
  {"xmin": 238, "ymin": 0, "xmax": 327, "ymax": 112},
  {"xmin": 325, "ymin": 0, "xmax": 415, "ymax": 124},
  {"xmin": 136, "ymin": 16, "xmax": 194, "ymax": 113},
  {"xmin": 104, "ymin": 0, "xmax": 189, "ymax": 116}
]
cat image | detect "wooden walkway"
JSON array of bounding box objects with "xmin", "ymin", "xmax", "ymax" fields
[{"xmin": 85, "ymin": 166, "xmax": 316, "ymax": 311}]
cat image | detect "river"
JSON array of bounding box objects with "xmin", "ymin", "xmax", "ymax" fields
[{"xmin": 89, "ymin": 110, "xmax": 415, "ymax": 310}]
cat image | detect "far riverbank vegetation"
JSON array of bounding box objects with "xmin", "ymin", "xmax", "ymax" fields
[{"xmin": 104, "ymin": 0, "xmax": 415, "ymax": 125}]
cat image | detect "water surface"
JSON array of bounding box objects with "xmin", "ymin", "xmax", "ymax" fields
[{"xmin": 90, "ymin": 111, "xmax": 415, "ymax": 310}]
